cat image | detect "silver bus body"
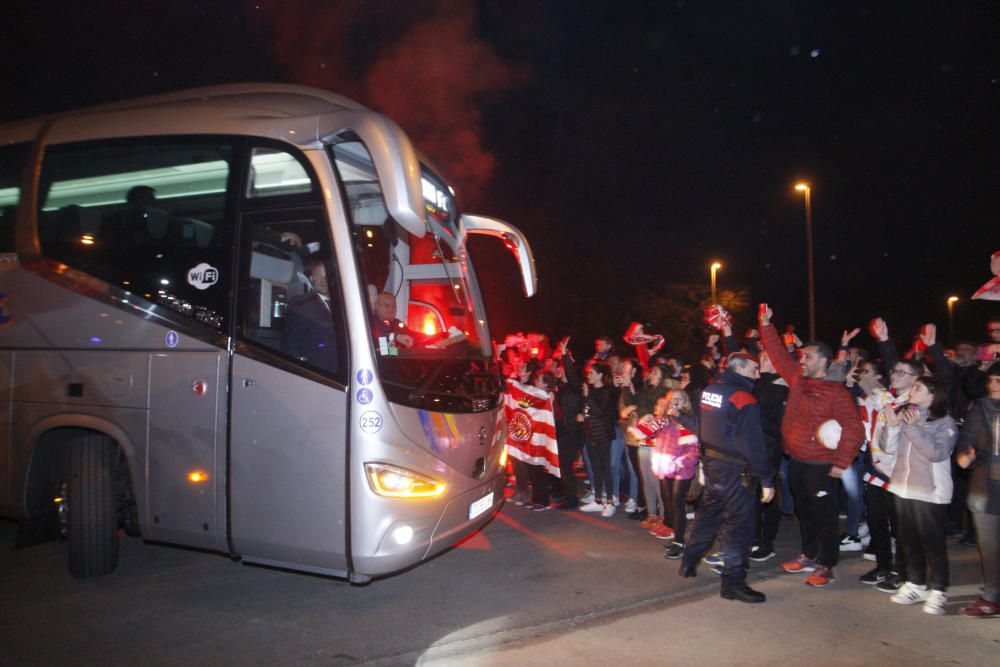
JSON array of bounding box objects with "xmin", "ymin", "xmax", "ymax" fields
[{"xmin": 0, "ymin": 84, "xmax": 536, "ymax": 582}]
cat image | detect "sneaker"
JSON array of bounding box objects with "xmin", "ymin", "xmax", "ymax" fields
[
  {"xmin": 839, "ymin": 533, "xmax": 863, "ymax": 551},
  {"xmin": 782, "ymin": 554, "xmax": 817, "ymax": 573},
  {"xmin": 876, "ymin": 571, "xmax": 905, "ymax": 593},
  {"xmin": 651, "ymin": 524, "xmax": 675, "ymax": 540},
  {"xmin": 579, "ymin": 500, "xmax": 604, "ymax": 513},
  {"xmin": 959, "ymin": 597, "xmax": 1000, "ymax": 618},
  {"xmin": 531, "ymin": 502, "xmax": 551, "ymax": 512},
  {"xmin": 923, "ymin": 590, "xmax": 948, "ymax": 616},
  {"xmin": 624, "ymin": 498, "xmax": 638, "ymax": 513},
  {"xmin": 663, "ymin": 542, "xmax": 685, "ymax": 560},
  {"xmin": 858, "ymin": 522, "xmax": 870, "ymax": 539},
  {"xmin": 859, "ymin": 567, "xmax": 890, "ymax": 585},
  {"xmin": 749, "ymin": 545, "xmax": 776, "ymax": 562},
  {"xmin": 703, "ymin": 552, "xmax": 724, "ymax": 568},
  {"xmin": 601, "ymin": 503, "xmax": 616, "ymax": 518},
  {"xmin": 628, "ymin": 508, "xmax": 647, "ymax": 521},
  {"xmin": 805, "ymin": 566, "xmax": 835, "ymax": 587},
  {"xmin": 639, "ymin": 514, "xmax": 660, "ymax": 529},
  {"xmin": 863, "ymin": 543, "xmax": 877, "ymax": 561},
  {"xmin": 579, "ymin": 492, "xmax": 595, "ymax": 505},
  {"xmin": 612, "ymin": 495, "xmax": 620, "ymax": 507},
  {"xmin": 555, "ymin": 498, "xmax": 578, "ymax": 510},
  {"xmin": 891, "ymin": 582, "xmax": 929, "ymax": 605}
]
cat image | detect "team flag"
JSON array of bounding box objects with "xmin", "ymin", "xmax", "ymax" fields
[{"xmin": 503, "ymin": 379, "xmax": 560, "ymax": 477}]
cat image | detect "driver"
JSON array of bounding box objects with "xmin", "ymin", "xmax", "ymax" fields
[{"xmin": 372, "ymin": 292, "xmax": 417, "ymax": 349}]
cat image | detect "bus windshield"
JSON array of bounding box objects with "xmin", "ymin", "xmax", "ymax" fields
[{"xmin": 331, "ymin": 140, "xmax": 499, "ymax": 411}]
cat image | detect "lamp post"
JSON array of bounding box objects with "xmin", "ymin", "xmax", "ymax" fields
[
  {"xmin": 947, "ymin": 296, "xmax": 959, "ymax": 345},
  {"xmin": 794, "ymin": 183, "xmax": 815, "ymax": 341},
  {"xmin": 710, "ymin": 262, "xmax": 722, "ymax": 304}
]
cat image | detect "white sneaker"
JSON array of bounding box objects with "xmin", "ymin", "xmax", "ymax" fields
[
  {"xmin": 624, "ymin": 498, "xmax": 638, "ymax": 513},
  {"xmin": 891, "ymin": 582, "xmax": 929, "ymax": 605},
  {"xmin": 923, "ymin": 590, "xmax": 948, "ymax": 616},
  {"xmin": 579, "ymin": 492, "xmax": 595, "ymax": 505},
  {"xmin": 612, "ymin": 495, "xmax": 620, "ymax": 507},
  {"xmin": 839, "ymin": 534, "xmax": 864, "ymax": 551},
  {"xmin": 858, "ymin": 522, "xmax": 870, "ymax": 539},
  {"xmin": 579, "ymin": 500, "xmax": 604, "ymax": 512},
  {"xmin": 601, "ymin": 503, "xmax": 616, "ymax": 518}
]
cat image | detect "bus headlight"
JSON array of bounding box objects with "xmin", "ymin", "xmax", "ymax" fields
[{"xmin": 364, "ymin": 463, "xmax": 446, "ymax": 499}]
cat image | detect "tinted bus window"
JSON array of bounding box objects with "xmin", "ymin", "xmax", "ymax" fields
[
  {"xmin": 38, "ymin": 141, "xmax": 235, "ymax": 329},
  {"xmin": 0, "ymin": 143, "xmax": 27, "ymax": 252},
  {"xmin": 240, "ymin": 207, "xmax": 348, "ymax": 385}
]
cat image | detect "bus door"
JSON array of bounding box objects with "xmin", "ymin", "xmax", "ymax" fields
[{"xmin": 228, "ymin": 196, "xmax": 351, "ymax": 573}]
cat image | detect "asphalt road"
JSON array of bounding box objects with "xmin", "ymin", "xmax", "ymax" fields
[
  {"xmin": 1, "ymin": 496, "xmax": 717, "ymax": 666},
  {"xmin": 0, "ymin": 497, "xmax": 990, "ymax": 666}
]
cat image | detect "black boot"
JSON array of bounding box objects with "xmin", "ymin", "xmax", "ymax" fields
[
  {"xmin": 720, "ymin": 584, "xmax": 766, "ymax": 603},
  {"xmin": 628, "ymin": 508, "xmax": 648, "ymax": 521}
]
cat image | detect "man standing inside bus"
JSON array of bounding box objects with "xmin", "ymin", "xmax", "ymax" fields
[{"xmin": 282, "ymin": 259, "xmax": 339, "ymax": 373}]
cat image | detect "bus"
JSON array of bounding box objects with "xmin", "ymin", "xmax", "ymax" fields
[{"xmin": 0, "ymin": 84, "xmax": 536, "ymax": 583}]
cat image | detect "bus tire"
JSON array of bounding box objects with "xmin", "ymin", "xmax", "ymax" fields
[{"xmin": 68, "ymin": 434, "xmax": 119, "ymax": 578}]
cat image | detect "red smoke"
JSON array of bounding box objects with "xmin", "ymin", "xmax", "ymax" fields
[{"xmin": 255, "ymin": 0, "xmax": 527, "ymax": 206}]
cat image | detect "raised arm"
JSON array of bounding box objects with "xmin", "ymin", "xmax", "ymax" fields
[{"xmin": 758, "ymin": 305, "xmax": 801, "ymax": 386}]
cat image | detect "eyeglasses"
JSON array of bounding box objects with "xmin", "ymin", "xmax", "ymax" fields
[{"xmin": 891, "ymin": 369, "xmax": 918, "ymax": 377}]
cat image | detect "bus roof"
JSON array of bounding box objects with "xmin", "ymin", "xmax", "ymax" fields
[{"xmin": 0, "ymin": 83, "xmax": 371, "ymax": 148}]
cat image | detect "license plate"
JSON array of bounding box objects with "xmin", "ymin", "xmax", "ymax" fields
[{"xmin": 468, "ymin": 492, "xmax": 494, "ymax": 520}]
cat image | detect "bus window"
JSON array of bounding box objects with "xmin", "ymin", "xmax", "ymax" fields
[
  {"xmin": 37, "ymin": 141, "xmax": 235, "ymax": 329},
  {"xmin": 0, "ymin": 143, "xmax": 27, "ymax": 253},
  {"xmin": 240, "ymin": 208, "xmax": 347, "ymax": 385},
  {"xmin": 246, "ymin": 147, "xmax": 314, "ymax": 199}
]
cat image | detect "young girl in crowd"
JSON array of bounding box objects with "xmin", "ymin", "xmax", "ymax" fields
[
  {"xmin": 580, "ymin": 362, "xmax": 618, "ymax": 517},
  {"xmin": 646, "ymin": 389, "xmax": 700, "ymax": 560},
  {"xmin": 620, "ymin": 363, "xmax": 670, "ymax": 525},
  {"xmin": 881, "ymin": 376, "xmax": 957, "ymax": 616}
]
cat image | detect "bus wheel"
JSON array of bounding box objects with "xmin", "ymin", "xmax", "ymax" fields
[{"xmin": 68, "ymin": 434, "xmax": 119, "ymax": 578}]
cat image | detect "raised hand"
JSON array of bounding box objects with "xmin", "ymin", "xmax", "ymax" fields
[
  {"xmin": 918, "ymin": 323, "xmax": 936, "ymax": 348},
  {"xmin": 841, "ymin": 328, "xmax": 861, "ymax": 346},
  {"xmin": 869, "ymin": 317, "xmax": 889, "ymax": 342},
  {"xmin": 759, "ymin": 304, "xmax": 773, "ymax": 327}
]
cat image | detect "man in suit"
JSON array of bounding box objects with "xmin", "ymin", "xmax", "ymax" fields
[{"xmin": 282, "ymin": 260, "xmax": 339, "ymax": 374}]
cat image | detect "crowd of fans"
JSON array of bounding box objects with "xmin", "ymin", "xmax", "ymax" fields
[{"xmin": 496, "ymin": 309, "xmax": 1000, "ymax": 615}]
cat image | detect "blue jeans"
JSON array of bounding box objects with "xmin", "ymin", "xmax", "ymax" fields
[
  {"xmin": 841, "ymin": 455, "xmax": 865, "ymax": 535},
  {"xmin": 610, "ymin": 426, "xmax": 638, "ymax": 500}
]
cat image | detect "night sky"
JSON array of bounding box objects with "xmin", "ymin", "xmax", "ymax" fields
[{"xmin": 3, "ymin": 1, "xmax": 998, "ymax": 358}]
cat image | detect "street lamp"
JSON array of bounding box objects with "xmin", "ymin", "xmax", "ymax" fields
[
  {"xmin": 794, "ymin": 182, "xmax": 815, "ymax": 341},
  {"xmin": 710, "ymin": 262, "xmax": 722, "ymax": 304},
  {"xmin": 947, "ymin": 296, "xmax": 959, "ymax": 345}
]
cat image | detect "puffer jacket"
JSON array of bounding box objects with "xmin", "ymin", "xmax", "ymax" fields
[
  {"xmin": 583, "ymin": 384, "xmax": 616, "ymax": 444},
  {"xmin": 881, "ymin": 410, "xmax": 958, "ymax": 504}
]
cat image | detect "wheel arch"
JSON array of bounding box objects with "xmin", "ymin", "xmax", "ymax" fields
[{"xmin": 23, "ymin": 415, "xmax": 139, "ymax": 518}]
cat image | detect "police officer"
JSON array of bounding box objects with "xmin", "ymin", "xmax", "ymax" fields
[{"xmin": 678, "ymin": 353, "xmax": 776, "ymax": 603}]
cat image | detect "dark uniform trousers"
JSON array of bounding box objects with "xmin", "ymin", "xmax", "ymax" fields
[{"xmin": 683, "ymin": 457, "xmax": 755, "ymax": 588}]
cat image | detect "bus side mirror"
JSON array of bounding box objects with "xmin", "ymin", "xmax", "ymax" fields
[{"xmin": 459, "ymin": 214, "xmax": 537, "ymax": 298}]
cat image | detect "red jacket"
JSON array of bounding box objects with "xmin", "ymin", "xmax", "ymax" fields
[{"xmin": 760, "ymin": 324, "xmax": 865, "ymax": 470}]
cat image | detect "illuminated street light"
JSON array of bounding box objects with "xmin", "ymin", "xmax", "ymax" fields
[
  {"xmin": 794, "ymin": 182, "xmax": 815, "ymax": 341},
  {"xmin": 710, "ymin": 262, "xmax": 722, "ymax": 304},
  {"xmin": 947, "ymin": 296, "xmax": 959, "ymax": 345}
]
